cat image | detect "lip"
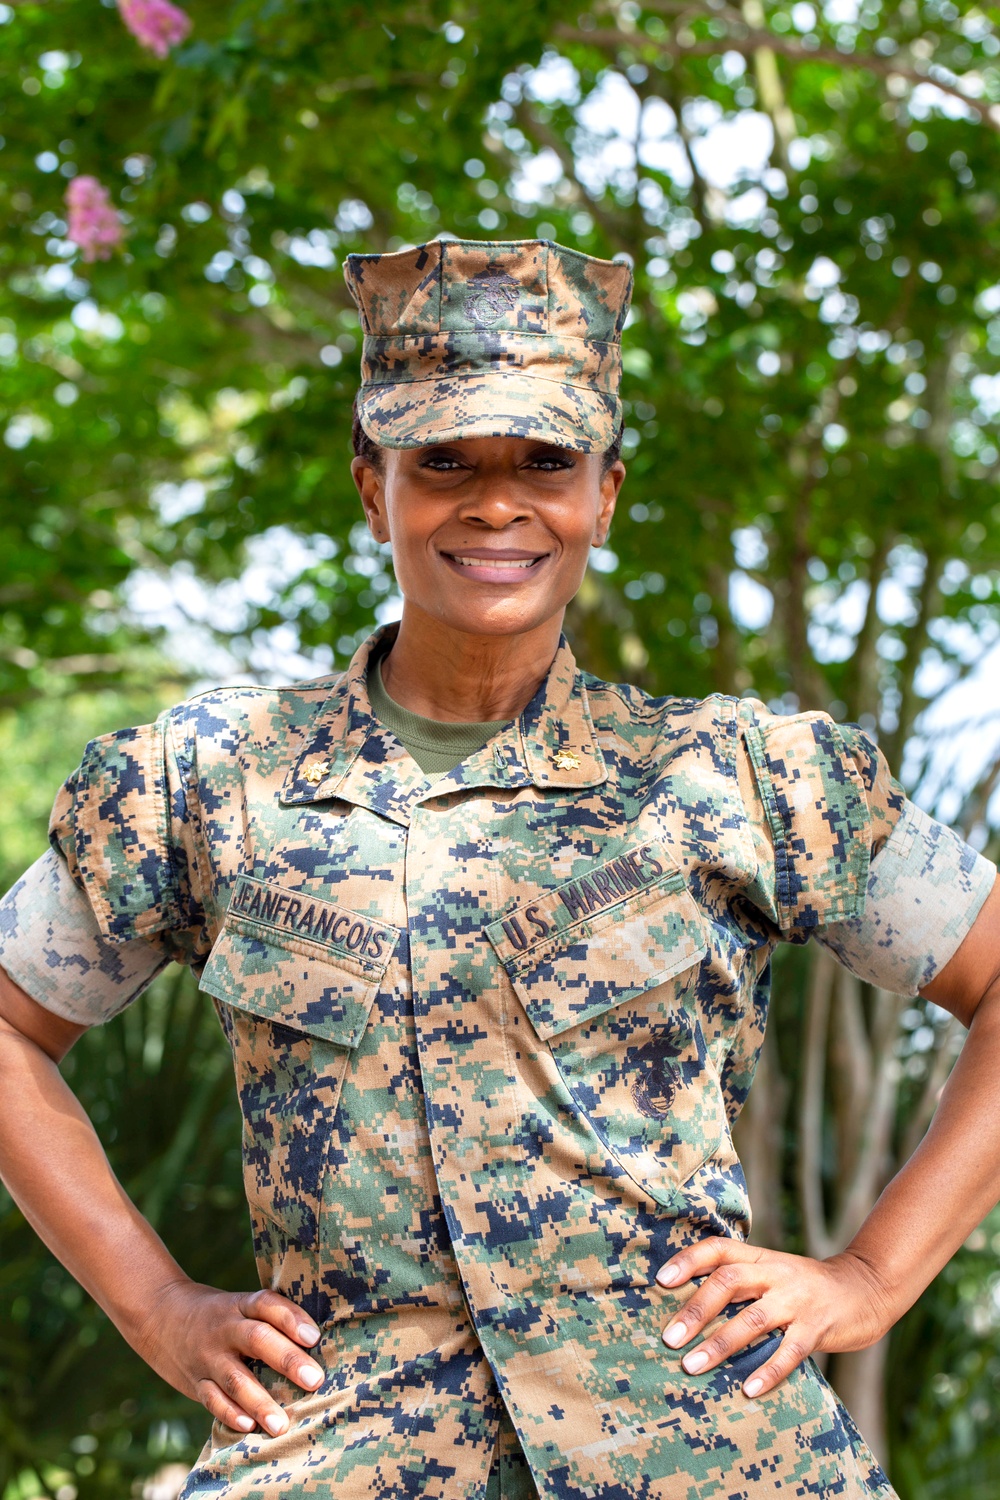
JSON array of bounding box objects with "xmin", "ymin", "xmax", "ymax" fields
[{"xmin": 440, "ymin": 546, "xmax": 551, "ymax": 584}]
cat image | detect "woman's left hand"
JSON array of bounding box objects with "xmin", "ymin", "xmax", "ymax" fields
[{"xmin": 656, "ymin": 1240, "xmax": 896, "ymax": 1398}]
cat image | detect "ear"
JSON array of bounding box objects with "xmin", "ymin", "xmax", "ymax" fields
[
  {"xmin": 351, "ymin": 455, "xmax": 388, "ymax": 544},
  {"xmin": 593, "ymin": 459, "xmax": 626, "ymax": 548}
]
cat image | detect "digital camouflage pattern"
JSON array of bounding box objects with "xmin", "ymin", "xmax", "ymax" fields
[
  {"xmin": 817, "ymin": 798, "xmax": 994, "ymax": 996},
  {"xmin": 1, "ymin": 627, "xmax": 995, "ymax": 1499},
  {"xmin": 344, "ymin": 240, "xmax": 632, "ymax": 452}
]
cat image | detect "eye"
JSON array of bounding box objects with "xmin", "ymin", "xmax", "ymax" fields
[
  {"xmin": 527, "ymin": 450, "xmax": 574, "ymax": 471},
  {"xmin": 419, "ymin": 451, "xmax": 465, "ymax": 471}
]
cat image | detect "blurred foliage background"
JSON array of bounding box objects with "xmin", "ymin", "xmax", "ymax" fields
[{"xmin": 3, "ymin": 0, "xmax": 1000, "ymax": 1494}]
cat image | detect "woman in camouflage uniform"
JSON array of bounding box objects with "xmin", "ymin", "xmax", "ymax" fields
[{"xmin": 1, "ymin": 239, "xmax": 999, "ymax": 1500}]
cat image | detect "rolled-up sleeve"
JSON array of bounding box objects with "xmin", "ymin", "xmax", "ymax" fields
[
  {"xmin": 0, "ymin": 707, "xmax": 212, "ymax": 1025},
  {"xmin": 817, "ymin": 800, "xmax": 996, "ymax": 996},
  {"xmin": 735, "ymin": 698, "xmax": 995, "ymax": 995},
  {"xmin": 0, "ymin": 848, "xmax": 170, "ymax": 1024}
]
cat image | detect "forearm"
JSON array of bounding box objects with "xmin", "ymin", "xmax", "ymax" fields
[
  {"xmin": 842, "ymin": 985, "xmax": 1000, "ymax": 1319},
  {"xmin": 653, "ymin": 882, "xmax": 1000, "ymax": 1397},
  {"xmin": 0, "ymin": 1012, "xmax": 190, "ymax": 1342},
  {"xmin": 0, "ymin": 967, "xmax": 324, "ymax": 1437}
]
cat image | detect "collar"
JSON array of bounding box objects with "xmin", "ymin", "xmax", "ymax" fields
[{"xmin": 281, "ymin": 626, "xmax": 607, "ymax": 824}]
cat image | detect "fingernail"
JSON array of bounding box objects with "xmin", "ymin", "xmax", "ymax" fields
[
  {"xmin": 744, "ymin": 1378, "xmax": 764, "ymax": 1398},
  {"xmin": 663, "ymin": 1321, "xmax": 688, "ymax": 1349},
  {"xmin": 656, "ymin": 1263, "xmax": 680, "ymax": 1287},
  {"xmin": 683, "ymin": 1351, "xmax": 709, "ymax": 1374},
  {"xmin": 297, "ymin": 1323, "xmax": 321, "ymax": 1344},
  {"xmin": 264, "ymin": 1413, "xmax": 287, "ymax": 1436},
  {"xmin": 235, "ymin": 1416, "xmax": 254, "ymax": 1432},
  {"xmin": 297, "ymin": 1363, "xmax": 323, "ymax": 1389}
]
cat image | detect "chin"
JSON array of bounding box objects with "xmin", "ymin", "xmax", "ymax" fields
[{"xmin": 435, "ymin": 600, "xmax": 552, "ymax": 638}]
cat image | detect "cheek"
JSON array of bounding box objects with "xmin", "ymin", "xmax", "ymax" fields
[
  {"xmin": 541, "ymin": 480, "xmax": 606, "ymax": 555},
  {"xmin": 551, "ymin": 513, "xmax": 603, "ymax": 563},
  {"xmin": 382, "ymin": 501, "xmax": 440, "ymax": 580},
  {"xmin": 385, "ymin": 539, "xmax": 431, "ymax": 598}
]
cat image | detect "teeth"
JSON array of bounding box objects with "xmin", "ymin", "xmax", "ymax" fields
[{"xmin": 453, "ymin": 557, "xmax": 538, "ymax": 568}]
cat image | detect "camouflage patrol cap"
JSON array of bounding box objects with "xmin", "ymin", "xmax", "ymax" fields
[{"xmin": 343, "ymin": 238, "xmax": 633, "ymax": 453}]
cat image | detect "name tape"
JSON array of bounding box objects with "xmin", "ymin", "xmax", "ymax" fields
[
  {"xmin": 494, "ymin": 842, "xmax": 675, "ymax": 958},
  {"xmin": 229, "ymin": 875, "xmax": 396, "ymax": 966}
]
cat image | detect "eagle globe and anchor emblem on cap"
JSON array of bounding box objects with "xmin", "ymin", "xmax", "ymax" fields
[{"xmin": 463, "ymin": 265, "xmax": 522, "ymax": 327}]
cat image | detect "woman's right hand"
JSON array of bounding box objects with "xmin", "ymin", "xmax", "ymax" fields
[
  {"xmin": 133, "ymin": 1280, "xmax": 324, "ymax": 1436},
  {"xmin": 0, "ymin": 980, "xmax": 324, "ymax": 1440}
]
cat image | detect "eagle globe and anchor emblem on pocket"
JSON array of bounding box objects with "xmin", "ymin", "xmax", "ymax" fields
[{"xmin": 628, "ymin": 1031, "xmax": 688, "ymax": 1119}]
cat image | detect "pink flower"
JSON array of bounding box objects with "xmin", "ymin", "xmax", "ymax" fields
[
  {"xmin": 117, "ymin": 0, "xmax": 192, "ymax": 59},
  {"xmin": 65, "ymin": 176, "xmax": 124, "ymax": 262}
]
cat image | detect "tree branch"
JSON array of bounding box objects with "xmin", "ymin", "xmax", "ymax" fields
[
  {"xmin": 799, "ymin": 947, "xmax": 837, "ymax": 1261},
  {"xmin": 732, "ymin": 1023, "xmax": 788, "ymax": 1248},
  {"xmin": 901, "ymin": 1016, "xmax": 964, "ymax": 1163},
  {"xmin": 956, "ymin": 753, "xmax": 1000, "ymax": 840},
  {"xmin": 511, "ymin": 105, "xmax": 635, "ymax": 254},
  {"xmin": 885, "ymin": 549, "xmax": 943, "ymax": 766},
  {"xmin": 553, "ymin": 25, "xmax": 995, "ymax": 133},
  {"xmin": 832, "ymin": 983, "xmax": 905, "ymax": 1247},
  {"xmin": 828, "ymin": 968, "xmax": 873, "ymax": 1189},
  {"xmin": 658, "ymin": 79, "xmax": 711, "ymax": 233},
  {"xmin": 844, "ymin": 532, "xmax": 893, "ymax": 724},
  {"xmin": 741, "ymin": 0, "xmax": 797, "ymax": 159}
]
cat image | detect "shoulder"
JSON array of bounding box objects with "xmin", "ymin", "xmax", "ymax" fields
[
  {"xmin": 581, "ymin": 671, "xmax": 740, "ymax": 752},
  {"xmin": 731, "ymin": 699, "xmax": 906, "ymax": 932},
  {"xmin": 160, "ymin": 669, "xmax": 347, "ymax": 755},
  {"xmin": 581, "ymin": 674, "xmax": 752, "ymax": 787},
  {"xmin": 733, "ymin": 696, "xmax": 898, "ymax": 808},
  {"xmin": 579, "ymin": 672, "xmax": 895, "ymax": 797}
]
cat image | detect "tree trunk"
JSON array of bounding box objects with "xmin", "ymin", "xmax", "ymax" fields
[
  {"xmin": 733, "ymin": 1025, "xmax": 787, "ymax": 1249},
  {"xmin": 792, "ymin": 952, "xmax": 905, "ymax": 1458}
]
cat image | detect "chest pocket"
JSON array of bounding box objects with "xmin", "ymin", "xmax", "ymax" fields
[
  {"xmin": 486, "ymin": 843, "xmax": 730, "ymax": 1207},
  {"xmin": 200, "ymin": 875, "xmax": 400, "ymax": 1253}
]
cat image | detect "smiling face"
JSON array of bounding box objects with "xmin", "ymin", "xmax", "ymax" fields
[{"xmin": 352, "ymin": 437, "xmax": 625, "ymax": 641}]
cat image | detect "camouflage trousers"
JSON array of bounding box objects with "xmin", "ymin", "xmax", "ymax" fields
[{"xmin": 180, "ymin": 1293, "xmax": 896, "ymax": 1499}]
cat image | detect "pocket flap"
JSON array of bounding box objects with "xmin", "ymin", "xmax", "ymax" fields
[
  {"xmin": 485, "ymin": 841, "xmax": 709, "ymax": 1040},
  {"xmin": 199, "ymin": 875, "xmax": 400, "ymax": 1048}
]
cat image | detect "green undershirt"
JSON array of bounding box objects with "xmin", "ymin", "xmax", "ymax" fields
[{"xmin": 367, "ymin": 656, "xmax": 509, "ymax": 776}]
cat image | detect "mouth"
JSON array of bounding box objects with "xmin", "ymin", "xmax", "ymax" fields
[{"xmin": 440, "ymin": 548, "xmax": 551, "ymax": 584}]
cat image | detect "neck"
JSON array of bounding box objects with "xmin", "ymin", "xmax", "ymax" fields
[{"xmin": 378, "ymin": 604, "xmax": 564, "ymax": 722}]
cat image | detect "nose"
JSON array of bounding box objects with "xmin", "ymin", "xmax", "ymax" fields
[{"xmin": 455, "ymin": 474, "xmax": 532, "ymax": 528}]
